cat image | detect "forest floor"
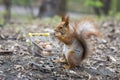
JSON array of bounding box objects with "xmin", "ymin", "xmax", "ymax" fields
[{"xmin": 0, "ymin": 16, "xmax": 120, "ymax": 80}]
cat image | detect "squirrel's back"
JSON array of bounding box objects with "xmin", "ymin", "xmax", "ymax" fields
[{"xmin": 74, "ymin": 17, "xmax": 101, "ymax": 39}]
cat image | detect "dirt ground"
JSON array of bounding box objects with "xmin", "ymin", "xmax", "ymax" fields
[{"xmin": 0, "ymin": 18, "xmax": 120, "ymax": 80}]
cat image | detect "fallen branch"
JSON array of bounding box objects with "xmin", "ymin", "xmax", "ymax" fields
[{"xmin": 0, "ymin": 50, "xmax": 13, "ymax": 55}]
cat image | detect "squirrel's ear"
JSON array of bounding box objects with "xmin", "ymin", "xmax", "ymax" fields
[
  {"xmin": 61, "ymin": 16, "xmax": 69, "ymax": 25},
  {"xmin": 65, "ymin": 16, "xmax": 69, "ymax": 23},
  {"xmin": 62, "ymin": 16, "xmax": 66, "ymax": 21},
  {"xmin": 64, "ymin": 16, "xmax": 69, "ymax": 26}
]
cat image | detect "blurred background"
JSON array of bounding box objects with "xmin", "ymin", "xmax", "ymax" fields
[
  {"xmin": 0, "ymin": 1, "xmax": 120, "ymax": 80},
  {"xmin": 0, "ymin": 0, "xmax": 120, "ymax": 25}
]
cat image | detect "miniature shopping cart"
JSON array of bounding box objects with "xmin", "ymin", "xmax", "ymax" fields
[{"xmin": 28, "ymin": 33, "xmax": 60, "ymax": 57}]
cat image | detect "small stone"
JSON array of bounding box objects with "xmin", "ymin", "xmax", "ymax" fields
[
  {"xmin": 101, "ymin": 39, "xmax": 107, "ymax": 43},
  {"xmin": 45, "ymin": 65, "xmax": 51, "ymax": 70},
  {"xmin": 42, "ymin": 51, "xmax": 49, "ymax": 56},
  {"xmin": 0, "ymin": 45, "xmax": 2, "ymax": 49},
  {"xmin": 0, "ymin": 71, "xmax": 3, "ymax": 74},
  {"xmin": 106, "ymin": 67, "xmax": 115, "ymax": 73},
  {"xmin": 0, "ymin": 61, "xmax": 3, "ymax": 64},
  {"xmin": 116, "ymin": 29, "xmax": 120, "ymax": 33},
  {"xmin": 110, "ymin": 47, "xmax": 117, "ymax": 53},
  {"xmin": 98, "ymin": 44, "xmax": 105, "ymax": 49},
  {"xmin": 90, "ymin": 76, "xmax": 102, "ymax": 80},
  {"xmin": 39, "ymin": 61, "xmax": 44, "ymax": 64},
  {"xmin": 103, "ymin": 22, "xmax": 109, "ymax": 27},
  {"xmin": 69, "ymin": 70, "xmax": 77, "ymax": 74},
  {"xmin": 106, "ymin": 55, "xmax": 116, "ymax": 63},
  {"xmin": 14, "ymin": 65, "xmax": 23, "ymax": 71},
  {"xmin": 98, "ymin": 67, "xmax": 115, "ymax": 76}
]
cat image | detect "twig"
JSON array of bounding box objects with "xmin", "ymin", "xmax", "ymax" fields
[{"xmin": 0, "ymin": 50, "xmax": 13, "ymax": 55}]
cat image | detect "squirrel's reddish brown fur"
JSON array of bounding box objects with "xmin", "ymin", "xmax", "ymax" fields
[{"xmin": 54, "ymin": 16, "xmax": 102, "ymax": 69}]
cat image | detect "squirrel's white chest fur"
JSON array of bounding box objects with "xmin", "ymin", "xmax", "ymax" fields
[{"xmin": 63, "ymin": 39, "xmax": 83, "ymax": 61}]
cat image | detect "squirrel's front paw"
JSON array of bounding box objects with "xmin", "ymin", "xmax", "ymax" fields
[{"xmin": 54, "ymin": 32, "xmax": 61, "ymax": 37}]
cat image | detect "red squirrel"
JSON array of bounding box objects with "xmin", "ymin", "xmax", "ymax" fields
[{"xmin": 54, "ymin": 16, "xmax": 102, "ymax": 69}]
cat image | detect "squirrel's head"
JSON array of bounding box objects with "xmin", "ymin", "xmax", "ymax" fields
[{"xmin": 54, "ymin": 16, "xmax": 70, "ymax": 37}]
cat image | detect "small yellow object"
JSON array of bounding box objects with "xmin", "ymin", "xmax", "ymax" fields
[
  {"xmin": 28, "ymin": 32, "xmax": 50, "ymax": 46},
  {"xmin": 28, "ymin": 33, "xmax": 50, "ymax": 37}
]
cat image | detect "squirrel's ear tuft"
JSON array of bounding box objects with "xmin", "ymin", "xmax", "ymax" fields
[
  {"xmin": 61, "ymin": 16, "xmax": 69, "ymax": 21},
  {"xmin": 61, "ymin": 16, "xmax": 69, "ymax": 25},
  {"xmin": 62, "ymin": 16, "xmax": 66, "ymax": 21},
  {"xmin": 65, "ymin": 16, "xmax": 69, "ymax": 23},
  {"xmin": 64, "ymin": 16, "xmax": 69, "ymax": 26}
]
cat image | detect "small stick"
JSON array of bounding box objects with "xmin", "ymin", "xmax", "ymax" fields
[{"xmin": 0, "ymin": 50, "xmax": 13, "ymax": 55}]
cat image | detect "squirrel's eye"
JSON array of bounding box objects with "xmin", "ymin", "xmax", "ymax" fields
[{"xmin": 59, "ymin": 26, "xmax": 62, "ymax": 29}]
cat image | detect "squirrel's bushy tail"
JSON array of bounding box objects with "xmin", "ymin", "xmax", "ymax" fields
[
  {"xmin": 74, "ymin": 30, "xmax": 89, "ymax": 60},
  {"xmin": 75, "ymin": 18, "xmax": 102, "ymax": 38},
  {"xmin": 74, "ymin": 18, "xmax": 101, "ymax": 60}
]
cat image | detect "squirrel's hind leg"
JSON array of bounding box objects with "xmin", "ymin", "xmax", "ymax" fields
[{"xmin": 63, "ymin": 51, "xmax": 76, "ymax": 69}]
